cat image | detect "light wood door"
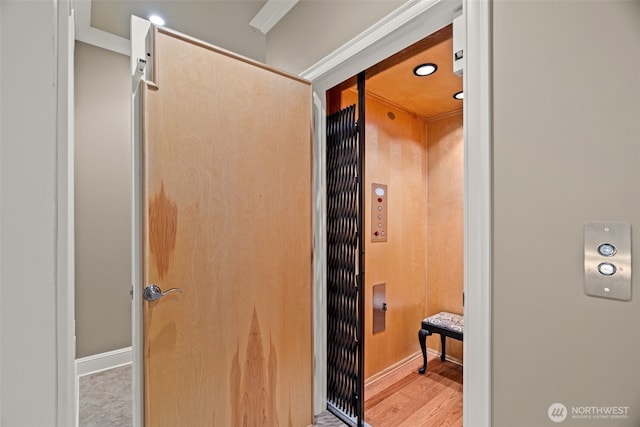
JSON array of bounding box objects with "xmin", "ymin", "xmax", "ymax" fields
[{"xmin": 141, "ymin": 28, "xmax": 313, "ymax": 426}]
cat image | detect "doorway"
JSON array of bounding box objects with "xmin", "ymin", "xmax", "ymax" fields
[
  {"xmin": 325, "ymin": 24, "xmax": 464, "ymax": 426},
  {"xmin": 303, "ymin": 0, "xmax": 492, "ymax": 423}
]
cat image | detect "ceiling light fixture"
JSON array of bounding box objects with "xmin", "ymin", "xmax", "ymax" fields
[
  {"xmin": 413, "ymin": 63, "xmax": 437, "ymax": 77},
  {"xmin": 453, "ymin": 91, "xmax": 464, "ymax": 100},
  {"xmin": 149, "ymin": 15, "xmax": 165, "ymax": 26}
]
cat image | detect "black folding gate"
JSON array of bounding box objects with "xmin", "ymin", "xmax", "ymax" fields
[{"xmin": 326, "ymin": 73, "xmax": 365, "ymax": 426}]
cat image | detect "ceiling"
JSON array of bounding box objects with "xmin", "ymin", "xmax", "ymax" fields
[
  {"xmin": 87, "ymin": 0, "xmax": 269, "ymax": 61},
  {"xmin": 367, "ymin": 31, "xmax": 462, "ymax": 119},
  {"xmin": 82, "ymin": 1, "xmax": 461, "ymax": 119},
  {"xmin": 347, "ymin": 25, "xmax": 462, "ymax": 119}
]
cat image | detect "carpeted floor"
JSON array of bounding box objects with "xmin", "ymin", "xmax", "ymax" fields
[
  {"xmin": 314, "ymin": 411, "xmax": 350, "ymax": 427},
  {"xmin": 79, "ymin": 364, "xmax": 133, "ymax": 426},
  {"xmin": 78, "ymin": 365, "xmax": 344, "ymax": 426}
]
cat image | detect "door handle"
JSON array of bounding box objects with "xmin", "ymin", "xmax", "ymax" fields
[{"xmin": 143, "ymin": 284, "xmax": 182, "ymax": 302}]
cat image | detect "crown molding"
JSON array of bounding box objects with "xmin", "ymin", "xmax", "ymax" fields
[
  {"xmin": 299, "ymin": 0, "xmax": 461, "ymax": 83},
  {"xmin": 249, "ymin": 0, "xmax": 299, "ymax": 34}
]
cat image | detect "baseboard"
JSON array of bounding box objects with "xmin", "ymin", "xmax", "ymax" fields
[
  {"xmin": 365, "ymin": 351, "xmax": 422, "ymax": 386},
  {"xmin": 76, "ymin": 347, "xmax": 132, "ymax": 377},
  {"xmin": 364, "ymin": 348, "xmax": 464, "ymax": 387},
  {"xmin": 426, "ymin": 348, "xmax": 463, "ymax": 366}
]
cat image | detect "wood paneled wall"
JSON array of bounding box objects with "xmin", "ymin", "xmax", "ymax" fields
[
  {"xmin": 425, "ymin": 111, "xmax": 464, "ymax": 361},
  {"xmin": 338, "ymin": 89, "xmax": 464, "ymax": 378},
  {"xmin": 343, "ymin": 90, "xmax": 428, "ymax": 379}
]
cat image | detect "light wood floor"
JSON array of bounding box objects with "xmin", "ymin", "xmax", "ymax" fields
[{"xmin": 364, "ymin": 354, "xmax": 463, "ymax": 427}]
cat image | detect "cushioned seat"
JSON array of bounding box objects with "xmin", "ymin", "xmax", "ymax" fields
[{"xmin": 418, "ymin": 311, "xmax": 463, "ymax": 374}]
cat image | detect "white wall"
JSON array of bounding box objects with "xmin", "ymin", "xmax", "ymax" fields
[
  {"xmin": 0, "ymin": 1, "xmax": 68, "ymax": 425},
  {"xmin": 492, "ymin": 1, "xmax": 640, "ymax": 425}
]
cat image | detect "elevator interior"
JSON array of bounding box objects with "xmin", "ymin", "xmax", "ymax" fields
[{"xmin": 327, "ymin": 24, "xmax": 465, "ymax": 384}]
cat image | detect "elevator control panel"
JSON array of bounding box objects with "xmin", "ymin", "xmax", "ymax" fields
[
  {"xmin": 584, "ymin": 222, "xmax": 631, "ymax": 301},
  {"xmin": 371, "ymin": 184, "xmax": 388, "ymax": 242}
]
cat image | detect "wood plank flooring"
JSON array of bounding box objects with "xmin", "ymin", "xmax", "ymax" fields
[{"xmin": 364, "ymin": 354, "xmax": 463, "ymax": 427}]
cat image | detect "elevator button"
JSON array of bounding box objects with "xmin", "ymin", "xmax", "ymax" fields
[
  {"xmin": 598, "ymin": 243, "xmax": 617, "ymax": 257},
  {"xmin": 598, "ymin": 262, "xmax": 617, "ymax": 276},
  {"xmin": 584, "ymin": 222, "xmax": 631, "ymax": 301}
]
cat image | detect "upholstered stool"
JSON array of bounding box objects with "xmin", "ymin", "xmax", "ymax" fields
[{"xmin": 418, "ymin": 311, "xmax": 463, "ymax": 374}]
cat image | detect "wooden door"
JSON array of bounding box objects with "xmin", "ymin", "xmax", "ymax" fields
[{"xmin": 141, "ymin": 28, "xmax": 313, "ymax": 426}]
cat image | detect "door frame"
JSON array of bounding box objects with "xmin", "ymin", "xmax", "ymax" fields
[
  {"xmin": 58, "ymin": 2, "xmax": 77, "ymax": 426},
  {"xmin": 130, "ymin": 16, "xmax": 152, "ymax": 427},
  {"xmin": 301, "ymin": 0, "xmax": 492, "ymax": 424}
]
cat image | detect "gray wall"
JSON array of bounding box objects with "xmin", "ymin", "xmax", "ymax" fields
[
  {"xmin": 492, "ymin": 1, "xmax": 640, "ymax": 425},
  {"xmin": 75, "ymin": 42, "xmax": 132, "ymax": 358},
  {"xmin": 266, "ymin": 0, "xmax": 404, "ymax": 74}
]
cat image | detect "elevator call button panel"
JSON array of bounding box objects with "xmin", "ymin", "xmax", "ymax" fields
[
  {"xmin": 371, "ymin": 184, "xmax": 388, "ymax": 243},
  {"xmin": 584, "ymin": 222, "xmax": 631, "ymax": 301}
]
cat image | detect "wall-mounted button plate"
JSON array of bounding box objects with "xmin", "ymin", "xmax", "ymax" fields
[
  {"xmin": 584, "ymin": 222, "xmax": 631, "ymax": 301},
  {"xmin": 371, "ymin": 183, "xmax": 388, "ymax": 242}
]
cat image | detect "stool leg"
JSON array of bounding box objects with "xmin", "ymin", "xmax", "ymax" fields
[
  {"xmin": 440, "ymin": 334, "xmax": 446, "ymax": 362},
  {"xmin": 418, "ymin": 328, "xmax": 431, "ymax": 374}
]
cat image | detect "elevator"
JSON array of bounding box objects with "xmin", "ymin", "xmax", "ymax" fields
[{"xmin": 325, "ymin": 24, "xmax": 464, "ymax": 426}]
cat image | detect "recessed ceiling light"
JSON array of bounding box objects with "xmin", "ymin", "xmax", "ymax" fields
[
  {"xmin": 149, "ymin": 15, "xmax": 165, "ymax": 26},
  {"xmin": 453, "ymin": 91, "xmax": 464, "ymax": 100},
  {"xmin": 413, "ymin": 63, "xmax": 437, "ymax": 77}
]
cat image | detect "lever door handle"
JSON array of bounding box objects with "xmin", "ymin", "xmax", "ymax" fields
[{"xmin": 143, "ymin": 284, "xmax": 182, "ymax": 302}]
